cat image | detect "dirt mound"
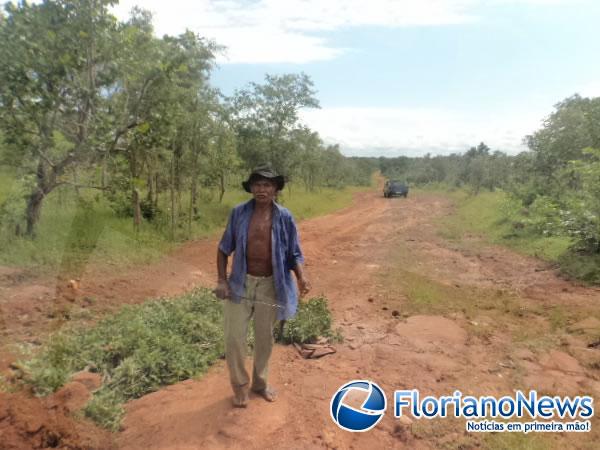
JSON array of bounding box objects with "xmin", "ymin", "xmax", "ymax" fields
[{"xmin": 0, "ymin": 383, "xmax": 113, "ymax": 450}]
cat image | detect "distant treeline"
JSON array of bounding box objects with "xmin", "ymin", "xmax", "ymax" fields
[
  {"xmin": 377, "ymin": 94, "xmax": 600, "ymax": 278},
  {"xmin": 0, "ymin": 1, "xmax": 371, "ymax": 240},
  {"xmin": 377, "ymin": 142, "xmax": 512, "ymax": 194}
]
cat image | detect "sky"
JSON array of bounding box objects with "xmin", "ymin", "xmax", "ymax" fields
[{"xmin": 110, "ymin": 0, "xmax": 600, "ymax": 157}]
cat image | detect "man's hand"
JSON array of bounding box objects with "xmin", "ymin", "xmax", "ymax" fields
[
  {"xmin": 214, "ymin": 279, "xmax": 230, "ymax": 300},
  {"xmin": 297, "ymin": 277, "xmax": 311, "ymax": 298}
]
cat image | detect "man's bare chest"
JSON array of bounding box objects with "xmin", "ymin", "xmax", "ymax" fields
[{"xmin": 247, "ymin": 214, "xmax": 272, "ymax": 244}]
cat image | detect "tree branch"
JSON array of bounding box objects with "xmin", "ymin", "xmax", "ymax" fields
[{"xmin": 56, "ymin": 181, "xmax": 109, "ymax": 191}]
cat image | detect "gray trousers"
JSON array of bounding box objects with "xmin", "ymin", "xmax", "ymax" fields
[{"xmin": 223, "ymin": 274, "xmax": 278, "ymax": 391}]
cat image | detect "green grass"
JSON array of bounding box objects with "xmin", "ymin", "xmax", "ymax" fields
[
  {"xmin": 0, "ymin": 176, "xmax": 370, "ymax": 273},
  {"xmin": 16, "ymin": 291, "xmax": 339, "ymax": 430},
  {"xmin": 431, "ymin": 189, "xmax": 571, "ymax": 262},
  {"xmin": 484, "ymin": 431, "xmax": 559, "ymax": 450},
  {"xmin": 1, "ymin": 196, "xmax": 174, "ymax": 274},
  {"xmin": 382, "ymin": 265, "xmax": 522, "ymax": 323},
  {"xmin": 0, "ymin": 170, "xmax": 13, "ymax": 205},
  {"xmin": 276, "ymin": 185, "xmax": 367, "ymax": 221},
  {"xmin": 427, "ymin": 188, "xmax": 600, "ymax": 283}
]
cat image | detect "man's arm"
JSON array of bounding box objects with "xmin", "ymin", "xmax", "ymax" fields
[
  {"xmin": 215, "ymin": 249, "xmax": 230, "ymax": 299},
  {"xmin": 286, "ymin": 213, "xmax": 310, "ymax": 298},
  {"xmin": 215, "ymin": 209, "xmax": 236, "ymax": 299},
  {"xmin": 293, "ymin": 262, "xmax": 310, "ymax": 298}
]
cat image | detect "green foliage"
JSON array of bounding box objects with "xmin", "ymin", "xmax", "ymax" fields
[
  {"xmin": 84, "ymin": 389, "xmax": 126, "ymax": 432},
  {"xmin": 436, "ymin": 187, "xmax": 600, "ymax": 283},
  {"xmin": 562, "ymin": 148, "xmax": 600, "ymax": 253},
  {"xmin": 0, "ymin": 0, "xmax": 372, "ymax": 243},
  {"xmin": 397, "ymin": 92, "xmax": 600, "ymax": 285},
  {"xmin": 558, "ymin": 251, "xmax": 600, "ymax": 284},
  {"xmin": 378, "ymin": 143, "xmax": 512, "ymax": 193},
  {"xmin": 277, "ymin": 185, "xmax": 368, "ymax": 221},
  {"xmin": 0, "ymin": 186, "xmax": 172, "ymax": 272},
  {"xmin": 0, "ymin": 170, "xmax": 27, "ymax": 235},
  {"xmin": 21, "ymin": 288, "xmax": 225, "ymax": 394},
  {"xmin": 436, "ymin": 189, "xmax": 571, "ymax": 262},
  {"xmin": 525, "ymin": 196, "xmax": 563, "ymax": 236},
  {"xmin": 20, "ymin": 288, "xmax": 224, "ymax": 429},
  {"xmin": 0, "ymin": 180, "xmax": 368, "ymax": 272},
  {"xmin": 276, "ymin": 297, "xmax": 342, "ymax": 344}
]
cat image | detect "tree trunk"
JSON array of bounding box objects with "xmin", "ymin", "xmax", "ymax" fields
[
  {"xmin": 188, "ymin": 182, "xmax": 194, "ymax": 238},
  {"xmin": 101, "ymin": 154, "xmax": 108, "ymax": 189},
  {"xmin": 25, "ymin": 158, "xmax": 52, "ymax": 237},
  {"xmin": 153, "ymin": 173, "xmax": 160, "ymax": 211},
  {"xmin": 170, "ymin": 156, "xmax": 176, "ymax": 240},
  {"xmin": 73, "ymin": 168, "xmax": 81, "ymax": 198},
  {"xmin": 25, "ymin": 188, "xmax": 45, "ymax": 237},
  {"xmin": 132, "ymin": 188, "xmax": 142, "ymax": 232},
  {"xmin": 174, "ymin": 146, "xmax": 183, "ymax": 219},
  {"xmin": 128, "ymin": 148, "xmax": 140, "ymax": 231},
  {"xmin": 146, "ymin": 173, "xmax": 154, "ymax": 205},
  {"xmin": 219, "ymin": 173, "xmax": 225, "ymax": 203},
  {"xmin": 190, "ymin": 176, "xmax": 198, "ymax": 218}
]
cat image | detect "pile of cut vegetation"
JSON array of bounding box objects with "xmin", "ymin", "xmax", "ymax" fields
[
  {"xmin": 17, "ymin": 289, "xmax": 339, "ymax": 431},
  {"xmin": 20, "ymin": 288, "xmax": 224, "ymax": 430}
]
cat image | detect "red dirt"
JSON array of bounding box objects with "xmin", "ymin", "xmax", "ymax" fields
[
  {"xmin": 1, "ymin": 189, "xmax": 600, "ymax": 449},
  {"xmin": 0, "ymin": 372, "xmax": 114, "ymax": 450}
]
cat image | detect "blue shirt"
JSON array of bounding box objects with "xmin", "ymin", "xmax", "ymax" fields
[{"xmin": 218, "ymin": 199, "xmax": 305, "ymax": 320}]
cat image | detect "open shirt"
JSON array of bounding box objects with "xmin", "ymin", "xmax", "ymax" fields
[{"xmin": 218, "ymin": 199, "xmax": 305, "ymax": 320}]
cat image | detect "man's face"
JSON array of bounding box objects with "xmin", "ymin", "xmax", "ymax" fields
[{"xmin": 250, "ymin": 177, "xmax": 277, "ymax": 204}]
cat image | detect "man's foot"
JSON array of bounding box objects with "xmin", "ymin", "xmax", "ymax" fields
[
  {"xmin": 232, "ymin": 385, "xmax": 249, "ymax": 408},
  {"xmin": 252, "ymin": 386, "xmax": 277, "ymax": 402}
]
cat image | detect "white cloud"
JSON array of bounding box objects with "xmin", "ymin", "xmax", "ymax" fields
[
  {"xmin": 111, "ymin": 0, "xmax": 586, "ymax": 64},
  {"xmin": 112, "ymin": 0, "xmax": 480, "ymax": 64},
  {"xmin": 299, "ymin": 106, "xmax": 542, "ymax": 156}
]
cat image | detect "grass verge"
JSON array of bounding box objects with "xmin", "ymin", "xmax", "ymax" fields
[
  {"xmin": 421, "ymin": 188, "xmax": 599, "ymax": 284},
  {"xmin": 431, "ymin": 189, "xmax": 571, "ymax": 262},
  {"xmin": 0, "ymin": 178, "xmax": 370, "ymax": 274}
]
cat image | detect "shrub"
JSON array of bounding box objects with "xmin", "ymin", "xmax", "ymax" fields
[{"xmin": 276, "ymin": 296, "xmax": 342, "ymax": 344}]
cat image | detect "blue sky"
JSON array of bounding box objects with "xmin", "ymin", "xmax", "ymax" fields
[{"xmin": 112, "ymin": 0, "xmax": 600, "ymax": 157}]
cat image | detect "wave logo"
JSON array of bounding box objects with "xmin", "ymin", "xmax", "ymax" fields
[{"xmin": 330, "ymin": 380, "xmax": 387, "ymax": 432}]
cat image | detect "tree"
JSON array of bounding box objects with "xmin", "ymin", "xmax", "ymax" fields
[
  {"xmin": 202, "ymin": 111, "xmax": 240, "ymax": 203},
  {"xmin": 0, "ymin": 0, "xmax": 119, "ymax": 236},
  {"xmin": 524, "ymin": 95, "xmax": 600, "ymax": 200},
  {"xmin": 231, "ymin": 73, "xmax": 320, "ymax": 176}
]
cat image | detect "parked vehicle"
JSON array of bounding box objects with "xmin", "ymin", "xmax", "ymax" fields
[{"xmin": 383, "ymin": 180, "xmax": 409, "ymax": 198}]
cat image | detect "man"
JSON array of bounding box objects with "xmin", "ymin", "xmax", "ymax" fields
[{"xmin": 215, "ymin": 165, "xmax": 310, "ymax": 407}]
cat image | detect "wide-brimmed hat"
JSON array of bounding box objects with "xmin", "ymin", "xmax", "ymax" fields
[{"xmin": 242, "ymin": 165, "xmax": 285, "ymax": 193}]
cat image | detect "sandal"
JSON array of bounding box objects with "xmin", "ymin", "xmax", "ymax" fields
[{"xmin": 252, "ymin": 386, "xmax": 277, "ymax": 402}]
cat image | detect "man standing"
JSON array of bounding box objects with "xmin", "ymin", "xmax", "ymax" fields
[{"xmin": 215, "ymin": 165, "xmax": 310, "ymax": 407}]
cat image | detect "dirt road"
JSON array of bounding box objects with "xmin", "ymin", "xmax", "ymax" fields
[{"xmin": 2, "ymin": 189, "xmax": 600, "ymax": 449}]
